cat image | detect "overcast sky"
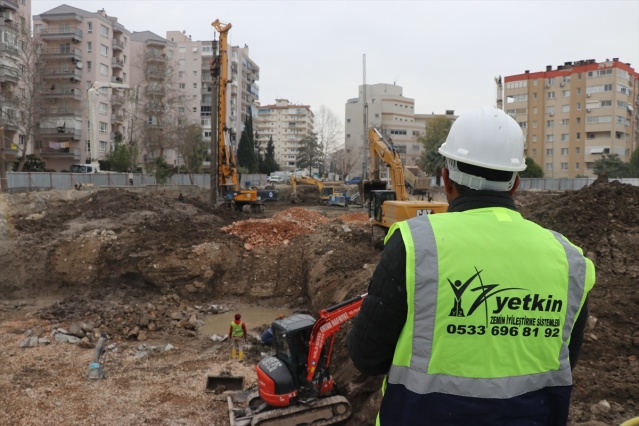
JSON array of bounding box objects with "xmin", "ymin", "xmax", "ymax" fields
[{"xmin": 33, "ymin": 1, "xmax": 639, "ymax": 123}]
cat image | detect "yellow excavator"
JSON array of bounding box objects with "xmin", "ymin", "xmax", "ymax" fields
[
  {"xmin": 212, "ymin": 20, "xmax": 264, "ymax": 213},
  {"xmin": 362, "ymin": 128, "xmax": 448, "ymax": 243},
  {"xmin": 290, "ymin": 175, "xmax": 344, "ymax": 205}
]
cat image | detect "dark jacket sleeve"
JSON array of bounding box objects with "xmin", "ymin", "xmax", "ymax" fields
[
  {"xmin": 568, "ymin": 298, "xmax": 588, "ymax": 370},
  {"xmin": 347, "ymin": 230, "xmax": 408, "ymax": 376}
]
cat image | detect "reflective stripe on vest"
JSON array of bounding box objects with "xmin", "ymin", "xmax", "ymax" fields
[
  {"xmin": 386, "ymin": 208, "xmax": 594, "ymax": 399},
  {"xmin": 230, "ymin": 321, "xmax": 244, "ymax": 337}
]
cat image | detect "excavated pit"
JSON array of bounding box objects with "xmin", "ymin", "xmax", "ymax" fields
[{"xmin": 0, "ymin": 179, "xmax": 638, "ymax": 425}]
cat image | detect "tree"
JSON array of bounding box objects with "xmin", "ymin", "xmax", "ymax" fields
[
  {"xmin": 177, "ymin": 124, "xmax": 207, "ymax": 183},
  {"xmin": 593, "ymin": 153, "xmax": 628, "ymax": 178},
  {"xmin": 417, "ymin": 116, "xmax": 453, "ymax": 185},
  {"xmin": 314, "ymin": 106, "xmax": 343, "ymax": 178},
  {"xmin": 519, "ymin": 157, "xmax": 544, "ymax": 178},
  {"xmin": 259, "ymin": 136, "xmax": 280, "ymax": 174},
  {"xmin": 296, "ymin": 132, "xmax": 323, "ymax": 175},
  {"xmin": 13, "ymin": 154, "xmax": 47, "ymax": 172},
  {"xmin": 628, "ymin": 149, "xmax": 639, "ymax": 178},
  {"xmin": 103, "ymin": 141, "xmax": 137, "ymax": 173},
  {"xmin": 237, "ymin": 113, "xmax": 259, "ymax": 173},
  {"xmin": 4, "ymin": 22, "xmax": 48, "ymax": 171},
  {"xmin": 147, "ymin": 156, "xmax": 174, "ymax": 185}
]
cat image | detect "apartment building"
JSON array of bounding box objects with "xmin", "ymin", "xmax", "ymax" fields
[
  {"xmin": 0, "ymin": 0, "xmax": 31, "ymax": 171},
  {"xmin": 254, "ymin": 99, "xmax": 314, "ymax": 171},
  {"xmin": 504, "ymin": 58, "xmax": 639, "ymax": 178},
  {"xmin": 31, "ymin": 6, "xmax": 134, "ymax": 171},
  {"xmin": 345, "ymin": 83, "xmax": 450, "ymax": 179}
]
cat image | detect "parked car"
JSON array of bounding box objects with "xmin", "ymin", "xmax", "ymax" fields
[
  {"xmin": 344, "ymin": 176, "xmax": 362, "ymax": 185},
  {"xmin": 267, "ymin": 174, "xmax": 289, "ymax": 183}
]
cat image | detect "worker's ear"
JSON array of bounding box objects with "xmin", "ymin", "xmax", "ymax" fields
[
  {"xmin": 508, "ymin": 175, "xmax": 521, "ymax": 196},
  {"xmin": 441, "ymin": 168, "xmax": 457, "ymax": 200}
]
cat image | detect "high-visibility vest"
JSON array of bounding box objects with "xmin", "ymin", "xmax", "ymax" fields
[
  {"xmin": 385, "ymin": 207, "xmax": 595, "ymax": 399},
  {"xmin": 230, "ymin": 321, "xmax": 244, "ymax": 338}
]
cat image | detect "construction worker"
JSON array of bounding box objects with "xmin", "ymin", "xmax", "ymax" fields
[
  {"xmin": 229, "ymin": 313, "xmax": 247, "ymax": 361},
  {"xmin": 347, "ymin": 106, "xmax": 595, "ymax": 425}
]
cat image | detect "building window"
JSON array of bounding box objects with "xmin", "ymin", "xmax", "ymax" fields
[
  {"xmin": 576, "ymin": 132, "xmax": 581, "ymax": 140},
  {"xmin": 100, "ymin": 44, "xmax": 109, "ymax": 57},
  {"xmin": 546, "ymin": 135, "xmax": 554, "ymax": 142},
  {"xmin": 193, "ymin": 83, "xmax": 197, "ymax": 88},
  {"xmin": 87, "ymin": 41, "xmax": 92, "ymax": 53},
  {"xmin": 193, "ymin": 107, "xmax": 197, "ymax": 113},
  {"xmin": 179, "ymin": 47, "xmax": 185, "ymax": 53},
  {"xmin": 178, "ymin": 71, "xmax": 185, "ymax": 77},
  {"xmin": 178, "ymin": 59, "xmax": 185, "ymax": 66},
  {"xmin": 545, "ymin": 163, "xmax": 553, "ymax": 171},
  {"xmin": 546, "ymin": 149, "xmax": 553, "ymax": 156},
  {"xmin": 532, "ymin": 148, "xmax": 536, "ymax": 156},
  {"xmin": 561, "ymin": 134, "xmax": 569, "ymax": 142},
  {"xmin": 532, "ymin": 121, "xmax": 537, "ymax": 128},
  {"xmin": 576, "ymin": 147, "xmax": 580, "ymax": 154},
  {"xmin": 99, "ymin": 141, "xmax": 107, "ymax": 152},
  {"xmin": 532, "ymin": 135, "xmax": 537, "ymax": 143},
  {"xmin": 100, "ymin": 25, "xmax": 109, "ymax": 38},
  {"xmin": 87, "ymin": 61, "xmax": 92, "ymax": 71},
  {"xmin": 87, "ymin": 22, "xmax": 93, "ymax": 33},
  {"xmin": 547, "ymin": 120, "xmax": 554, "ymax": 128},
  {"xmin": 561, "ymin": 104, "xmax": 570, "ymax": 113},
  {"xmin": 561, "ymin": 119, "xmax": 569, "ymax": 126},
  {"xmin": 100, "ymin": 64, "xmax": 109, "ymax": 76},
  {"xmin": 561, "ymin": 163, "xmax": 568, "ymax": 170},
  {"xmin": 547, "ymin": 92, "xmax": 555, "ymax": 99},
  {"xmin": 99, "ymin": 122, "xmax": 108, "ymax": 134},
  {"xmin": 562, "ymin": 90, "xmax": 570, "ymax": 97},
  {"xmin": 561, "ymin": 148, "xmax": 569, "ymax": 155},
  {"xmin": 575, "ymin": 162, "xmax": 580, "ymax": 169},
  {"xmin": 99, "ymin": 102, "xmax": 108, "ymax": 114},
  {"xmin": 179, "ymin": 83, "xmax": 185, "ymax": 89}
]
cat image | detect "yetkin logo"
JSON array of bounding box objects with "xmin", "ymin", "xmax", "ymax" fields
[{"xmin": 446, "ymin": 267, "xmax": 563, "ymax": 322}]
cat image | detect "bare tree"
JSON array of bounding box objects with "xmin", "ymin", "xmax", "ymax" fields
[
  {"xmin": 314, "ymin": 105, "xmax": 342, "ymax": 177},
  {"xmin": 2, "ymin": 22, "xmax": 48, "ymax": 171}
]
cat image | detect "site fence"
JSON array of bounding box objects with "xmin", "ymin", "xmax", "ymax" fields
[
  {"xmin": 3, "ymin": 172, "xmax": 269, "ymax": 193},
  {"xmin": 3, "ymin": 173, "xmax": 638, "ymax": 193}
]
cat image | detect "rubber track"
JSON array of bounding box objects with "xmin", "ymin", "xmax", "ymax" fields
[{"xmin": 250, "ymin": 395, "xmax": 351, "ymax": 426}]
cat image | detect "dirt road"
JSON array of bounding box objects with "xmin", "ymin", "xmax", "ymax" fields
[{"xmin": 0, "ymin": 181, "xmax": 637, "ymax": 425}]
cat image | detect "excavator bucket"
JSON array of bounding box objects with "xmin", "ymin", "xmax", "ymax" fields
[{"xmin": 205, "ymin": 375, "xmax": 244, "ymax": 392}]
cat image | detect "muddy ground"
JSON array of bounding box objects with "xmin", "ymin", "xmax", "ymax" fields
[{"xmin": 0, "ymin": 179, "xmax": 637, "ymax": 425}]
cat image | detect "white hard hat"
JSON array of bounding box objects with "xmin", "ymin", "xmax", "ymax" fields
[{"xmin": 439, "ymin": 106, "xmax": 526, "ymax": 191}]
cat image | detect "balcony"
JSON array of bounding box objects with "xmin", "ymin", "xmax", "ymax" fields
[
  {"xmin": 145, "ymin": 86, "xmax": 165, "ymax": 96},
  {"xmin": 111, "ymin": 93, "xmax": 123, "ymax": 106},
  {"xmin": 40, "ymin": 106, "xmax": 81, "ymax": 118},
  {"xmin": 39, "ymin": 27, "xmax": 82, "ymax": 43},
  {"xmin": 111, "ymin": 75, "xmax": 124, "ymax": 84},
  {"xmin": 0, "ymin": 0, "xmax": 19, "ymax": 10},
  {"xmin": 112, "ymin": 57, "xmax": 124, "ymax": 69},
  {"xmin": 0, "ymin": 117, "xmax": 18, "ymax": 132},
  {"xmin": 42, "ymin": 87, "xmax": 82, "ymax": 100},
  {"xmin": 39, "ymin": 144, "xmax": 81, "ymax": 160},
  {"xmin": 42, "ymin": 46, "xmax": 82, "ymax": 63},
  {"xmin": 112, "ymin": 38, "xmax": 124, "ymax": 51},
  {"xmin": 145, "ymin": 52, "xmax": 167, "ymax": 63},
  {"xmin": 111, "ymin": 113, "xmax": 124, "ymax": 123},
  {"xmin": 0, "ymin": 63, "xmax": 19, "ymax": 83},
  {"xmin": 145, "ymin": 102, "xmax": 165, "ymax": 114},
  {"xmin": 146, "ymin": 69, "xmax": 163, "ymax": 80},
  {"xmin": 39, "ymin": 126, "xmax": 82, "ymax": 140},
  {"xmin": 0, "ymin": 41, "xmax": 18, "ymax": 57},
  {"xmin": 44, "ymin": 68, "xmax": 82, "ymax": 82}
]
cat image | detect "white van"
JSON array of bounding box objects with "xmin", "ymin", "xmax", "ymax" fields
[{"xmin": 267, "ymin": 172, "xmax": 290, "ymax": 183}]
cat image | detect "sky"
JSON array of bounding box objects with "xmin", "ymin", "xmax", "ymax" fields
[{"xmin": 32, "ymin": 0, "xmax": 639, "ymax": 123}]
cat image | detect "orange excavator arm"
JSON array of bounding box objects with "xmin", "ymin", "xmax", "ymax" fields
[{"xmin": 305, "ymin": 293, "xmax": 366, "ymax": 382}]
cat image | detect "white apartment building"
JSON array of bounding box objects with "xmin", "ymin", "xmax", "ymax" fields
[
  {"xmin": 345, "ymin": 83, "xmax": 453, "ymax": 179},
  {"xmin": 504, "ymin": 58, "xmax": 639, "ymax": 178},
  {"xmin": 165, "ymin": 31, "xmax": 260, "ymax": 166},
  {"xmin": 0, "ymin": 0, "xmax": 30, "ymax": 171},
  {"xmin": 254, "ymin": 99, "xmax": 314, "ymax": 171}
]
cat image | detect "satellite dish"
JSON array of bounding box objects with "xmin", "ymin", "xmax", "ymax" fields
[{"xmin": 76, "ymin": 62, "xmax": 83, "ymax": 69}]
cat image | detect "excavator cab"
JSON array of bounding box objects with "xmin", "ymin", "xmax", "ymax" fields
[
  {"xmin": 369, "ymin": 190, "xmax": 397, "ymax": 222},
  {"xmin": 256, "ymin": 314, "xmax": 317, "ymax": 407}
]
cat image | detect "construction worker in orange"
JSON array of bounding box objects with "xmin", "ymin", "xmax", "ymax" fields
[{"xmin": 229, "ymin": 313, "xmax": 247, "ymax": 361}]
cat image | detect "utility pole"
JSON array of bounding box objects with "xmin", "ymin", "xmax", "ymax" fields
[{"xmin": 362, "ymin": 54, "xmax": 368, "ymax": 180}]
